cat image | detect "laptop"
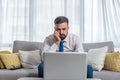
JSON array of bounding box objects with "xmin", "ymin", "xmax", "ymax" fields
[{"xmin": 43, "ymin": 52, "xmax": 87, "ymax": 80}]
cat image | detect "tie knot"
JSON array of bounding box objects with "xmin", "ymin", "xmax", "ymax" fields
[{"xmin": 60, "ymin": 41, "xmax": 64, "ymax": 45}]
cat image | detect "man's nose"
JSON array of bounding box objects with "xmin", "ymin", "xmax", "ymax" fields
[{"xmin": 60, "ymin": 30, "xmax": 64, "ymax": 34}]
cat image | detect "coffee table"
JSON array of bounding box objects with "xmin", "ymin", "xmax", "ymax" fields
[{"xmin": 17, "ymin": 77, "xmax": 101, "ymax": 80}]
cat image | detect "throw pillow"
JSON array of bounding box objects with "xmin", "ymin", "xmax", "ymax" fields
[
  {"xmin": 104, "ymin": 52, "xmax": 120, "ymax": 72},
  {"xmin": 0, "ymin": 50, "xmax": 11, "ymax": 69},
  {"xmin": 87, "ymin": 46, "xmax": 108, "ymax": 71},
  {"xmin": 0, "ymin": 53, "xmax": 21, "ymax": 69},
  {"xmin": 19, "ymin": 50, "xmax": 41, "ymax": 69}
]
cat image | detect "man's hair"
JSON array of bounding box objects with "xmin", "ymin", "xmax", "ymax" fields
[{"xmin": 54, "ymin": 16, "xmax": 69, "ymax": 24}]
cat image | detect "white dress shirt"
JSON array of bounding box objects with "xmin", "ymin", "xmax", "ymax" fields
[{"xmin": 42, "ymin": 33, "xmax": 84, "ymax": 53}]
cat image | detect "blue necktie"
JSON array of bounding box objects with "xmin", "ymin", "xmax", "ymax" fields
[{"xmin": 59, "ymin": 41, "xmax": 64, "ymax": 52}]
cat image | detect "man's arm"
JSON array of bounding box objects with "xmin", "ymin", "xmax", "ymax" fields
[
  {"xmin": 42, "ymin": 37, "xmax": 59, "ymax": 52},
  {"xmin": 43, "ymin": 31, "xmax": 61, "ymax": 52},
  {"xmin": 41, "ymin": 36, "xmax": 59, "ymax": 61}
]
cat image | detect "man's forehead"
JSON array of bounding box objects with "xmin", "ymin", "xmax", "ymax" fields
[
  {"xmin": 55, "ymin": 24, "xmax": 68, "ymax": 28},
  {"xmin": 56, "ymin": 26, "xmax": 67, "ymax": 29}
]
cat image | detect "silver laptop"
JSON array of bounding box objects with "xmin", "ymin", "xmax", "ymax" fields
[{"xmin": 43, "ymin": 52, "xmax": 87, "ymax": 80}]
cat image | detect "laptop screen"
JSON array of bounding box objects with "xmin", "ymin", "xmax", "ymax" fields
[{"xmin": 43, "ymin": 52, "xmax": 87, "ymax": 80}]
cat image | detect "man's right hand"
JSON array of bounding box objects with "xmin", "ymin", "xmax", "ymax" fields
[{"xmin": 54, "ymin": 31, "xmax": 61, "ymax": 45}]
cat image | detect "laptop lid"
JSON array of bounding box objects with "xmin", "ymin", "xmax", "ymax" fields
[{"xmin": 43, "ymin": 52, "xmax": 87, "ymax": 80}]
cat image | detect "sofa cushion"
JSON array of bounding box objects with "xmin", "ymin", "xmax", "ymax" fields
[
  {"xmin": 0, "ymin": 50, "xmax": 11, "ymax": 69},
  {"xmin": 19, "ymin": 50, "xmax": 41, "ymax": 69},
  {"xmin": 94, "ymin": 70, "xmax": 120, "ymax": 80},
  {"xmin": 104, "ymin": 52, "xmax": 120, "ymax": 72},
  {"xmin": 87, "ymin": 46, "xmax": 108, "ymax": 71},
  {"xmin": 0, "ymin": 53, "xmax": 21, "ymax": 69},
  {"xmin": 0, "ymin": 68, "xmax": 38, "ymax": 80}
]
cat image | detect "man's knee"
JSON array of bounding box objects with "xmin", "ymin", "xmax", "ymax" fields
[
  {"xmin": 38, "ymin": 62, "xmax": 44, "ymax": 77},
  {"xmin": 38, "ymin": 63, "xmax": 43, "ymax": 69},
  {"xmin": 87, "ymin": 65, "xmax": 93, "ymax": 78}
]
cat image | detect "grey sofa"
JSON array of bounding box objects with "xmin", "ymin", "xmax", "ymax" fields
[{"xmin": 0, "ymin": 40, "xmax": 120, "ymax": 80}]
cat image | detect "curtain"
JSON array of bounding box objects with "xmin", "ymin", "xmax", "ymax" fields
[
  {"xmin": 34, "ymin": 0, "xmax": 83, "ymax": 42},
  {"xmin": 1, "ymin": 0, "xmax": 120, "ymax": 50},
  {"xmin": 84, "ymin": 0, "xmax": 120, "ymax": 48},
  {"xmin": 0, "ymin": 0, "xmax": 82, "ymax": 50},
  {"xmin": 0, "ymin": 0, "xmax": 30, "ymax": 50}
]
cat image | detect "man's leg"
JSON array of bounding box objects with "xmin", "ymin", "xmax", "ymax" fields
[
  {"xmin": 38, "ymin": 62, "xmax": 44, "ymax": 77},
  {"xmin": 87, "ymin": 65, "xmax": 93, "ymax": 78}
]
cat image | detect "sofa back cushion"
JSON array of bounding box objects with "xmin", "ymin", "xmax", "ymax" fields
[
  {"xmin": 12, "ymin": 40, "xmax": 44, "ymax": 54},
  {"xmin": 82, "ymin": 41, "xmax": 114, "ymax": 52},
  {"xmin": 13, "ymin": 41, "xmax": 114, "ymax": 53}
]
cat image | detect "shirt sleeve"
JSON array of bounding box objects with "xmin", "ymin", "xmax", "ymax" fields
[
  {"xmin": 74, "ymin": 36, "xmax": 84, "ymax": 52},
  {"xmin": 42, "ymin": 37, "xmax": 59, "ymax": 53},
  {"xmin": 41, "ymin": 36, "xmax": 59, "ymax": 61}
]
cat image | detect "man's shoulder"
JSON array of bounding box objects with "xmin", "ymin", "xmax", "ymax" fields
[
  {"xmin": 68, "ymin": 33, "xmax": 79, "ymax": 38},
  {"xmin": 47, "ymin": 34, "xmax": 53, "ymax": 37}
]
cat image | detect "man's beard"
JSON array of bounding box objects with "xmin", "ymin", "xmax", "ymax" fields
[{"xmin": 60, "ymin": 33, "xmax": 67, "ymax": 40}]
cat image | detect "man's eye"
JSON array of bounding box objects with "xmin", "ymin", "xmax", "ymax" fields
[
  {"xmin": 57, "ymin": 29, "xmax": 60, "ymax": 31},
  {"xmin": 63, "ymin": 28, "xmax": 66, "ymax": 30}
]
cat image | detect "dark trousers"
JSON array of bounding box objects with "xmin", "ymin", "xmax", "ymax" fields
[{"xmin": 38, "ymin": 62, "xmax": 93, "ymax": 78}]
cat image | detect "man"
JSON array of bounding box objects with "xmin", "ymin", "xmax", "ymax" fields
[{"xmin": 38, "ymin": 16, "xmax": 93, "ymax": 78}]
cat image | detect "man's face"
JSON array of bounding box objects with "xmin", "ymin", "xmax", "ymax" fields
[{"xmin": 55, "ymin": 22, "xmax": 69, "ymax": 40}]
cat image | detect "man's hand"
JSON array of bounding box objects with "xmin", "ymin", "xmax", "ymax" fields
[{"xmin": 54, "ymin": 31, "xmax": 61, "ymax": 45}]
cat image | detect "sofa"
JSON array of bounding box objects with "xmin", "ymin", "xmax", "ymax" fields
[{"xmin": 0, "ymin": 40, "xmax": 120, "ymax": 80}]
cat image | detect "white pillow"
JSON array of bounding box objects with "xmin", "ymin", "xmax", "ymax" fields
[
  {"xmin": 87, "ymin": 46, "xmax": 108, "ymax": 71},
  {"xmin": 19, "ymin": 50, "xmax": 41, "ymax": 69}
]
